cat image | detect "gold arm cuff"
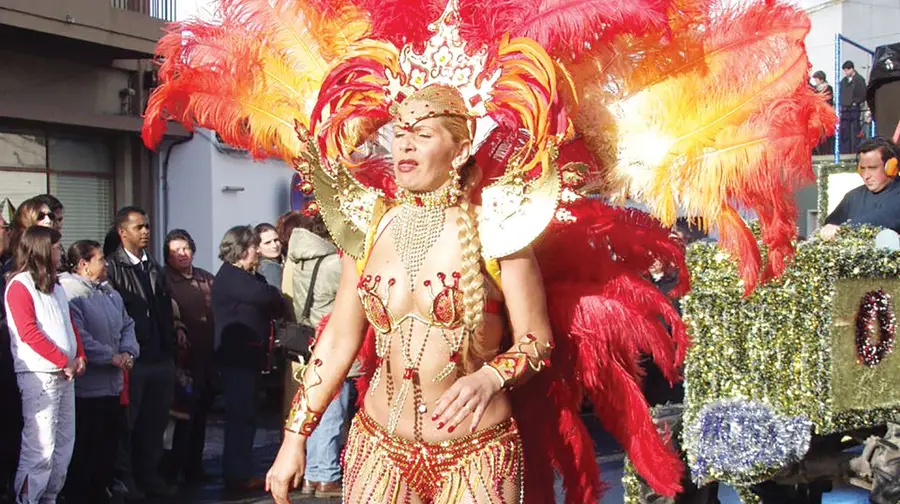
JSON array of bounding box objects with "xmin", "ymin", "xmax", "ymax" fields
[
  {"xmin": 486, "ymin": 333, "xmax": 553, "ymax": 390},
  {"xmin": 285, "ymin": 387, "xmax": 325, "ymax": 436},
  {"xmin": 284, "ymin": 356, "xmax": 325, "ymax": 436}
]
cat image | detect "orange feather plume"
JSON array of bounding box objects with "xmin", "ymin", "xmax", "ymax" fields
[
  {"xmin": 573, "ymin": 0, "xmax": 835, "ymax": 294},
  {"xmin": 142, "ymin": 0, "xmax": 371, "ymax": 160}
]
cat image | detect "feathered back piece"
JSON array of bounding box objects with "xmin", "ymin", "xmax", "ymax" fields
[
  {"xmin": 573, "ymin": 0, "xmax": 836, "ymax": 292},
  {"xmin": 142, "ymin": 0, "xmax": 835, "ymax": 499}
]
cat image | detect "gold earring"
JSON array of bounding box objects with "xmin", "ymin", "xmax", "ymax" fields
[{"xmin": 448, "ymin": 163, "xmax": 463, "ymax": 205}]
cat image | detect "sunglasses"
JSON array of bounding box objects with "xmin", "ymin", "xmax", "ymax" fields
[{"xmin": 37, "ymin": 211, "xmax": 57, "ymax": 222}]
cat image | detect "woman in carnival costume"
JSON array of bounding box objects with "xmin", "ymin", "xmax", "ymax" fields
[{"xmin": 141, "ymin": 0, "xmax": 835, "ymax": 501}]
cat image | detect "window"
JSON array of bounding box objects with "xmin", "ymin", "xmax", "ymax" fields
[
  {"xmin": 0, "ymin": 129, "xmax": 114, "ymax": 246},
  {"xmin": 0, "ymin": 132, "xmax": 45, "ymax": 168}
]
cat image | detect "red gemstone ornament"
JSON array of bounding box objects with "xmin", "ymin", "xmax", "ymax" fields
[{"xmin": 855, "ymin": 290, "xmax": 896, "ymax": 367}]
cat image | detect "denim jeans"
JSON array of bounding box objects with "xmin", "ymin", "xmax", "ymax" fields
[
  {"xmin": 304, "ymin": 380, "xmax": 352, "ymax": 483},
  {"xmin": 15, "ymin": 372, "xmax": 75, "ymax": 504}
]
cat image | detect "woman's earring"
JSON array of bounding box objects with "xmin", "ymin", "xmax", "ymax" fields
[{"xmin": 448, "ymin": 161, "xmax": 463, "ymax": 205}]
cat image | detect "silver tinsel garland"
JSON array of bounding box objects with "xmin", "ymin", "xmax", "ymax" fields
[{"xmin": 685, "ymin": 399, "xmax": 813, "ymax": 483}]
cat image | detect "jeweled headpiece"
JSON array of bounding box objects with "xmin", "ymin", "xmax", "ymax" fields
[
  {"xmin": 386, "ymin": 0, "xmax": 499, "ymax": 120},
  {"xmin": 391, "ymin": 85, "xmax": 471, "ymax": 130}
]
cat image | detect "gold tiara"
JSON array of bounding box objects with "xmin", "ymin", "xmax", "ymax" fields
[
  {"xmin": 390, "ymin": 85, "xmax": 470, "ymax": 129},
  {"xmin": 385, "ymin": 0, "xmax": 500, "ymax": 121}
]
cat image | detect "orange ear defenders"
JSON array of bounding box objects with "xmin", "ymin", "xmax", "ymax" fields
[{"xmin": 857, "ymin": 138, "xmax": 900, "ymax": 178}]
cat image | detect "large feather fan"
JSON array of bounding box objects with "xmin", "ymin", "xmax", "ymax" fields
[
  {"xmin": 572, "ymin": 0, "xmax": 836, "ymax": 294},
  {"xmin": 456, "ymin": 0, "xmax": 673, "ymax": 58},
  {"xmin": 143, "ymin": 0, "xmax": 371, "ymax": 159}
]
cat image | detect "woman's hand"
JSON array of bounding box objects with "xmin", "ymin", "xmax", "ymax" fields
[
  {"xmin": 432, "ymin": 367, "xmax": 503, "ymax": 434},
  {"xmin": 62, "ymin": 357, "xmax": 87, "ymax": 380},
  {"xmin": 62, "ymin": 359, "xmax": 77, "ymax": 380},
  {"xmin": 112, "ymin": 353, "xmax": 134, "ymax": 371},
  {"xmin": 265, "ymin": 431, "xmax": 307, "ymax": 504},
  {"xmin": 74, "ymin": 357, "xmax": 86, "ymax": 377}
]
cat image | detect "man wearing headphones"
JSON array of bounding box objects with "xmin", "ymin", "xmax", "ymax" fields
[{"xmin": 821, "ymin": 138, "xmax": 900, "ymax": 240}]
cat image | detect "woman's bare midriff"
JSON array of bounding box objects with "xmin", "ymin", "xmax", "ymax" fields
[
  {"xmin": 359, "ymin": 206, "xmax": 511, "ymax": 442},
  {"xmin": 362, "ymin": 313, "xmax": 512, "ymax": 442}
]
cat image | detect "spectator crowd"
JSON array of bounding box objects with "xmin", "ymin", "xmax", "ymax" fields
[
  {"xmin": 0, "ymin": 194, "xmax": 348, "ymax": 503},
  {"xmin": 811, "ymin": 60, "xmax": 873, "ymax": 156}
]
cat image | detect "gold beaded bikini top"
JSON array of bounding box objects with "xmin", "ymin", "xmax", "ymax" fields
[
  {"xmin": 355, "ymin": 211, "xmax": 503, "ymax": 335},
  {"xmin": 355, "ymin": 208, "xmax": 505, "ymax": 439},
  {"xmin": 357, "ymin": 271, "xmax": 503, "ymax": 334}
]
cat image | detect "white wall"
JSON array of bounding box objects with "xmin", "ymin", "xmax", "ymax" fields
[
  {"xmin": 209, "ymin": 148, "xmax": 293, "ymax": 272},
  {"xmin": 805, "ymin": 2, "xmax": 844, "ymax": 83},
  {"xmin": 176, "ymin": 0, "xmax": 218, "ymax": 21},
  {"xmin": 163, "ymin": 134, "xmax": 216, "ymax": 270},
  {"xmin": 164, "ymin": 131, "xmax": 294, "ymax": 273},
  {"xmin": 840, "ymin": 0, "xmax": 900, "ymax": 80},
  {"xmin": 803, "ymin": 0, "xmax": 900, "ymax": 88},
  {"xmin": 842, "ymin": 0, "xmax": 900, "ymax": 77},
  {"xmin": 797, "ymin": 0, "xmax": 833, "ymax": 9}
]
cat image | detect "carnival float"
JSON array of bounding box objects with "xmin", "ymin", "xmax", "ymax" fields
[{"xmin": 625, "ymin": 195, "xmax": 900, "ymax": 503}]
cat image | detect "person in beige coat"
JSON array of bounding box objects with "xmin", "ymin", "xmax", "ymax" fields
[{"xmin": 281, "ymin": 214, "xmax": 358, "ymax": 498}]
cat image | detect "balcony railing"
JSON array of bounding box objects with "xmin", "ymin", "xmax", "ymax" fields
[{"xmin": 111, "ymin": 0, "xmax": 177, "ymax": 22}]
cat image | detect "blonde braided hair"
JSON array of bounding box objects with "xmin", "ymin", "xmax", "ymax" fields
[
  {"xmin": 442, "ymin": 116, "xmax": 487, "ymax": 372},
  {"xmin": 457, "ymin": 195, "xmax": 487, "ymax": 371}
]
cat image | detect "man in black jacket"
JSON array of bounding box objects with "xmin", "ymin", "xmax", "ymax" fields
[
  {"xmin": 840, "ymin": 60, "xmax": 868, "ymax": 153},
  {"xmin": 821, "ymin": 138, "xmax": 900, "ymax": 240},
  {"xmin": 105, "ymin": 206, "xmax": 178, "ymax": 499}
]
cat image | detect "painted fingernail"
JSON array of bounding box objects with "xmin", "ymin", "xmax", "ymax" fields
[
  {"xmin": 431, "ymin": 414, "xmax": 438, "ymax": 421},
  {"xmin": 437, "ymin": 422, "xmax": 445, "ymax": 430},
  {"xmin": 448, "ymin": 426, "xmax": 455, "ymax": 433}
]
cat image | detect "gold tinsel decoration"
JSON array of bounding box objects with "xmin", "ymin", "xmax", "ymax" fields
[{"xmin": 623, "ymin": 226, "xmax": 900, "ymax": 502}]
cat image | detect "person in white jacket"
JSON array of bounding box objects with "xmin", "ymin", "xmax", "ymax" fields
[{"xmin": 4, "ymin": 226, "xmax": 85, "ymax": 504}]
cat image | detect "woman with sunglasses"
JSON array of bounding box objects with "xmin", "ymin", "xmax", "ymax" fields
[{"xmin": 7, "ymin": 197, "xmax": 58, "ymax": 255}]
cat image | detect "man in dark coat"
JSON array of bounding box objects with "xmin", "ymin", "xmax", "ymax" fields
[
  {"xmin": 822, "ymin": 138, "xmax": 900, "ymax": 240},
  {"xmin": 840, "ymin": 60, "xmax": 868, "ymax": 153},
  {"xmin": 105, "ymin": 206, "xmax": 178, "ymax": 499}
]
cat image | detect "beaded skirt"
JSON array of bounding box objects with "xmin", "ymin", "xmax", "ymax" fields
[{"xmin": 342, "ymin": 410, "xmax": 524, "ymax": 503}]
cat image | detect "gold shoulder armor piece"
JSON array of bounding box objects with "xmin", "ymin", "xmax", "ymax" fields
[
  {"xmin": 479, "ymin": 152, "xmax": 561, "ymax": 260},
  {"xmin": 293, "ymin": 121, "xmax": 383, "ymax": 260}
]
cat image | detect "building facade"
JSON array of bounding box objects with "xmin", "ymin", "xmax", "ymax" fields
[
  {"xmin": 0, "ymin": 0, "xmax": 187, "ymax": 246},
  {"xmin": 164, "ymin": 130, "xmax": 294, "ymax": 273},
  {"xmin": 803, "ymin": 0, "xmax": 900, "ymax": 83}
]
